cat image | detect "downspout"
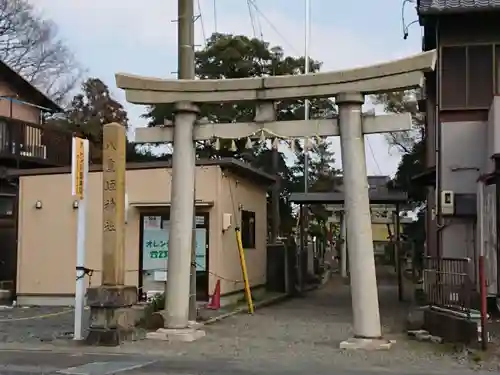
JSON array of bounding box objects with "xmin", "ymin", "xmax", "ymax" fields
[
  {"xmin": 434, "ymin": 18, "xmax": 443, "ymax": 258},
  {"xmin": 477, "ymin": 177, "xmax": 485, "ymax": 289},
  {"xmin": 11, "ymin": 99, "xmax": 20, "ymax": 302},
  {"xmin": 495, "ymin": 158, "xmax": 500, "ymax": 295},
  {"xmin": 493, "ymin": 43, "xmax": 500, "ymax": 297}
]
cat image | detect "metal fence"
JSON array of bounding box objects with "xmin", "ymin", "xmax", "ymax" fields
[{"xmin": 423, "ymin": 256, "xmax": 473, "ymax": 313}]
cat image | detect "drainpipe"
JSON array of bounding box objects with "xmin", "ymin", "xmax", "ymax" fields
[
  {"xmin": 477, "ymin": 177, "xmax": 485, "ymax": 289},
  {"xmin": 494, "ymin": 158, "xmax": 500, "ymax": 296}
]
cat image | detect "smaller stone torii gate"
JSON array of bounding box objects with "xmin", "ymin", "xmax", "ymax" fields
[
  {"xmin": 289, "ymin": 190, "xmax": 408, "ymax": 301},
  {"xmin": 115, "ymin": 50, "xmax": 436, "ymax": 347}
]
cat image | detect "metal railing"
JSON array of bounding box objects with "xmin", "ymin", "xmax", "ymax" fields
[
  {"xmin": 0, "ymin": 116, "xmax": 73, "ymax": 166},
  {"xmin": 423, "ymin": 256, "xmax": 473, "ymax": 313}
]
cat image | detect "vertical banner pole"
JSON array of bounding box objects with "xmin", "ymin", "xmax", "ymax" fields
[{"xmin": 72, "ymin": 137, "xmax": 89, "ymax": 340}]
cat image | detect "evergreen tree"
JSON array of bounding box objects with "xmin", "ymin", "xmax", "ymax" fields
[{"xmin": 48, "ymin": 78, "xmax": 164, "ymax": 163}]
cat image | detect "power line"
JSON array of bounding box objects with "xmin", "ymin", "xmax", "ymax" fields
[
  {"xmin": 248, "ymin": 0, "xmax": 264, "ymax": 40},
  {"xmin": 247, "ymin": 0, "xmax": 300, "ymax": 55},
  {"xmin": 247, "ymin": 0, "xmax": 258, "ymax": 38},
  {"xmin": 196, "ymin": 0, "xmax": 207, "ymax": 46},
  {"xmin": 366, "ymin": 136, "xmax": 382, "ymax": 175}
]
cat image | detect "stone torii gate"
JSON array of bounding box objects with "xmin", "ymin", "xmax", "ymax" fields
[{"xmin": 115, "ymin": 49, "xmax": 436, "ymax": 346}]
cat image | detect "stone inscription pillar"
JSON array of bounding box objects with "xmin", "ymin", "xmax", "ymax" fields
[
  {"xmin": 102, "ymin": 122, "xmax": 127, "ymax": 286},
  {"xmin": 85, "ymin": 122, "xmax": 138, "ymax": 346}
]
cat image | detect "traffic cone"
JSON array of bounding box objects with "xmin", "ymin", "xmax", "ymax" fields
[{"xmin": 207, "ymin": 279, "xmax": 221, "ymax": 310}]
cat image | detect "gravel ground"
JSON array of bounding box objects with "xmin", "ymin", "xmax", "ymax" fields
[
  {"xmin": 0, "ymin": 274, "xmax": 497, "ymax": 373},
  {"xmin": 133, "ymin": 278, "xmax": 482, "ymax": 374},
  {"xmin": 0, "ymin": 305, "xmax": 86, "ymax": 342}
]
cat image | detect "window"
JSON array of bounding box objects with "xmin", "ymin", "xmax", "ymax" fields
[
  {"xmin": 241, "ymin": 210, "xmax": 256, "ymax": 249},
  {"xmin": 441, "ymin": 45, "xmax": 494, "ymax": 109},
  {"xmin": 468, "ymin": 45, "xmax": 494, "ymax": 107},
  {"xmin": 0, "ymin": 196, "xmax": 14, "ymax": 217}
]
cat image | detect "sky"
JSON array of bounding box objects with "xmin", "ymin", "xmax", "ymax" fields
[{"xmin": 33, "ymin": 0, "xmax": 422, "ymax": 176}]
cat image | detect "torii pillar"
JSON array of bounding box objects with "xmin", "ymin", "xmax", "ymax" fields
[{"xmin": 337, "ymin": 93, "xmax": 381, "ymax": 341}]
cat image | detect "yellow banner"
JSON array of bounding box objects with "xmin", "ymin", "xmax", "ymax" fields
[{"xmin": 73, "ymin": 137, "xmax": 85, "ymax": 200}]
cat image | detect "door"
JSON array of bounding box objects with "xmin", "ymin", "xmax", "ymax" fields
[
  {"xmin": 139, "ymin": 211, "xmax": 210, "ymax": 301},
  {"xmin": 194, "ymin": 213, "xmax": 209, "ymax": 301},
  {"xmin": 0, "ymin": 193, "xmax": 16, "ymax": 300}
]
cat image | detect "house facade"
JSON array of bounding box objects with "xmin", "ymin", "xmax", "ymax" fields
[
  {"xmin": 416, "ymin": 1, "xmax": 500, "ymax": 294},
  {"xmin": 0, "ymin": 60, "xmax": 69, "ymax": 170},
  {"xmin": 0, "ymin": 60, "xmax": 74, "ymax": 299},
  {"xmin": 15, "ymin": 159, "xmax": 274, "ymax": 306}
]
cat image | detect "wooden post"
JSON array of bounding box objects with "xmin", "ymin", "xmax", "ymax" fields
[{"xmin": 102, "ymin": 123, "xmax": 127, "ymax": 286}]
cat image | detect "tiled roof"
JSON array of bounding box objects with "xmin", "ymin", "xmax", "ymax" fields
[{"xmin": 419, "ymin": 0, "xmax": 500, "ymax": 13}]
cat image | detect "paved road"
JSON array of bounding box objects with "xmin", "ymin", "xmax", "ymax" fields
[{"xmin": 0, "ymin": 350, "xmax": 493, "ymax": 375}]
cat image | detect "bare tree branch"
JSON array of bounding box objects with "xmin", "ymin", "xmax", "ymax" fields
[
  {"xmin": 0, "ymin": 0, "xmax": 84, "ymax": 104},
  {"xmin": 372, "ymin": 90, "xmax": 424, "ymax": 155}
]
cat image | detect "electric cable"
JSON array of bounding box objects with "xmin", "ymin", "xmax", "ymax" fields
[
  {"xmin": 247, "ymin": 0, "xmax": 300, "ymax": 55},
  {"xmin": 366, "ymin": 136, "xmax": 383, "ymax": 175},
  {"xmin": 196, "ymin": 0, "xmax": 207, "ymax": 46}
]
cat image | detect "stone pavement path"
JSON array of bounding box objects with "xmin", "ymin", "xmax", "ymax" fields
[{"xmin": 0, "ymin": 276, "xmax": 496, "ymax": 373}]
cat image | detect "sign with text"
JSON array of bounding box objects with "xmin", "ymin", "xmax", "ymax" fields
[
  {"xmin": 101, "ymin": 123, "xmax": 127, "ymax": 285},
  {"xmin": 71, "ymin": 137, "xmax": 88, "ymax": 200},
  {"xmin": 144, "ymin": 216, "xmax": 162, "ymax": 230},
  {"xmin": 142, "ymin": 225, "xmax": 207, "ymax": 273}
]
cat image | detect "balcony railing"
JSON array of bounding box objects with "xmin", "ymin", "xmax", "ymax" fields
[{"xmin": 0, "ymin": 116, "xmax": 73, "ymax": 167}]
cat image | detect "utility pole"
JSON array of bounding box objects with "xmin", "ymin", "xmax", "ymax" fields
[
  {"xmin": 160, "ymin": 0, "xmax": 201, "ymax": 336},
  {"xmin": 304, "ymin": 0, "xmax": 311, "ymax": 193},
  {"xmin": 175, "ymin": 0, "xmax": 197, "ymax": 327},
  {"xmin": 303, "ymin": 0, "xmax": 311, "ymax": 193},
  {"xmin": 300, "ymin": 0, "xmax": 311, "ymax": 290},
  {"xmin": 182, "ymin": 0, "xmax": 197, "ymax": 323}
]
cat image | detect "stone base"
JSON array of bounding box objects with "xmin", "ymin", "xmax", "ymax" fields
[
  {"xmin": 339, "ymin": 337, "xmax": 393, "ymax": 351},
  {"xmin": 85, "ymin": 327, "xmax": 137, "ymax": 346},
  {"xmin": 87, "ymin": 285, "xmax": 138, "ymax": 307},
  {"xmin": 85, "ymin": 285, "xmax": 140, "ymax": 347},
  {"xmin": 146, "ymin": 327, "xmax": 206, "ymax": 342}
]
